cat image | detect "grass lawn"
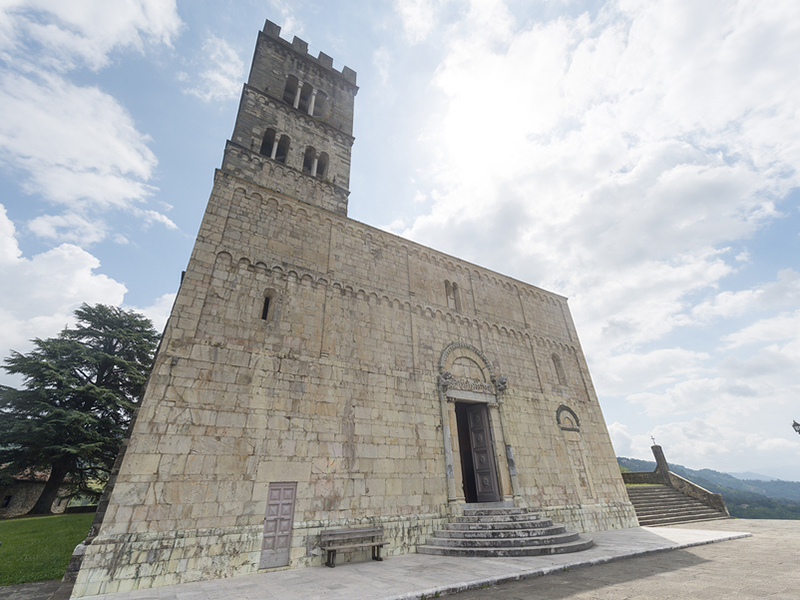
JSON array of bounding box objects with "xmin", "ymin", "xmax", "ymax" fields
[{"xmin": 0, "ymin": 513, "xmax": 94, "ymax": 586}]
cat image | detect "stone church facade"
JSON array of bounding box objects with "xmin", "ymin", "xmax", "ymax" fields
[{"xmin": 72, "ymin": 20, "xmax": 637, "ymax": 597}]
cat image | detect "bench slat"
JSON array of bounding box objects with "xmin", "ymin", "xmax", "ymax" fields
[
  {"xmin": 321, "ymin": 541, "xmax": 388, "ymax": 551},
  {"xmin": 321, "ymin": 527, "xmax": 382, "ymax": 539}
]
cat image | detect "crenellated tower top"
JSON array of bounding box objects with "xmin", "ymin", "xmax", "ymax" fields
[{"xmin": 222, "ymin": 19, "xmax": 358, "ymax": 216}]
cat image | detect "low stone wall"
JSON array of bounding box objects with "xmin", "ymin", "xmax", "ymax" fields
[
  {"xmin": 0, "ymin": 482, "xmax": 69, "ymax": 519},
  {"xmin": 540, "ymin": 501, "xmax": 638, "ymax": 533},
  {"xmin": 72, "ymin": 512, "xmax": 449, "ymax": 597},
  {"xmin": 667, "ymin": 472, "xmax": 729, "ymax": 515},
  {"xmin": 621, "ymin": 471, "xmax": 664, "ymax": 485}
]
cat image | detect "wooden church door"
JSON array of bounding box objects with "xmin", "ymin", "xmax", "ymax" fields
[
  {"xmin": 467, "ymin": 404, "xmax": 501, "ymax": 503},
  {"xmin": 259, "ymin": 482, "xmax": 297, "ymax": 569}
]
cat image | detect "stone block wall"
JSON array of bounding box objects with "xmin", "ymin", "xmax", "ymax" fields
[{"xmin": 73, "ymin": 171, "xmax": 636, "ymax": 596}]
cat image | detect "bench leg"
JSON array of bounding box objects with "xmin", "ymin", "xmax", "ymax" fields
[
  {"xmin": 325, "ymin": 549, "xmax": 336, "ymax": 568},
  {"xmin": 372, "ymin": 545, "xmax": 383, "ymax": 561}
]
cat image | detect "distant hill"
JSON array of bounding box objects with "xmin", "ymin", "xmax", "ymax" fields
[
  {"xmin": 727, "ymin": 471, "xmax": 780, "ymax": 482},
  {"xmin": 617, "ymin": 457, "xmax": 800, "ymax": 520}
]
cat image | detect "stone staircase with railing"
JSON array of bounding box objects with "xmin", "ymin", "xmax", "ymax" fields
[
  {"xmin": 417, "ymin": 505, "xmax": 593, "ymax": 557},
  {"xmin": 627, "ymin": 485, "xmax": 729, "ymax": 526}
]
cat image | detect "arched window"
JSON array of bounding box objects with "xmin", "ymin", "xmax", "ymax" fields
[
  {"xmin": 282, "ymin": 75, "xmax": 299, "ymax": 106},
  {"xmin": 556, "ymin": 405, "xmax": 580, "ymax": 431},
  {"xmin": 260, "ymin": 129, "xmax": 277, "ymax": 157},
  {"xmin": 315, "ymin": 152, "xmax": 329, "ymax": 179},
  {"xmin": 260, "ymin": 289, "xmax": 277, "ymax": 322},
  {"xmin": 298, "ymin": 82, "xmax": 313, "ymax": 113},
  {"xmin": 302, "ymin": 146, "xmax": 317, "ymax": 175},
  {"xmin": 311, "ymin": 90, "xmax": 328, "ymax": 117},
  {"xmin": 552, "ymin": 354, "xmax": 567, "ymax": 386},
  {"xmin": 445, "ymin": 280, "xmax": 461, "ymax": 311},
  {"xmin": 275, "ymin": 135, "xmax": 290, "ymax": 164}
]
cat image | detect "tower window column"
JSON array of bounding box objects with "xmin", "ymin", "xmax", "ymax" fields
[
  {"xmin": 308, "ymin": 89, "xmax": 318, "ymax": 116},
  {"xmin": 293, "ymin": 80, "xmax": 303, "ymax": 109}
]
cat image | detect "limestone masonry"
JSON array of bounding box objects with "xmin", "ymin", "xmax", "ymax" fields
[{"xmin": 72, "ymin": 19, "xmax": 637, "ymax": 597}]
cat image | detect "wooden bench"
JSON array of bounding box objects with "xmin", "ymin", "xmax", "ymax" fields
[{"xmin": 319, "ymin": 526, "xmax": 388, "ymax": 568}]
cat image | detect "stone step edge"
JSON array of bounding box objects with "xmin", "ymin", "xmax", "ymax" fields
[
  {"xmin": 639, "ymin": 515, "xmax": 730, "ymax": 526},
  {"xmin": 434, "ymin": 526, "xmax": 566, "ymax": 539},
  {"xmin": 416, "ymin": 538, "xmax": 594, "ymax": 557},
  {"xmin": 425, "ymin": 533, "xmax": 580, "ymax": 548}
]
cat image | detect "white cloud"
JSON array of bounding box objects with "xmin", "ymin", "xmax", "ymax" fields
[
  {"xmin": 0, "ymin": 0, "xmax": 182, "ymax": 71},
  {"xmin": 394, "ymin": 0, "xmax": 447, "ymax": 44},
  {"xmin": 385, "ymin": 0, "xmax": 800, "ymax": 478},
  {"xmin": 0, "ymin": 205, "xmax": 127, "ymax": 386},
  {"xmin": 0, "ymin": 71, "xmax": 169, "ymax": 245},
  {"xmin": 128, "ymin": 292, "xmax": 176, "ymax": 335},
  {"xmin": 692, "ymin": 269, "xmax": 800, "ymax": 321},
  {"xmin": 593, "ymin": 347, "xmax": 709, "ymax": 397},
  {"xmin": 181, "ymin": 36, "xmax": 245, "ymax": 103},
  {"xmin": 396, "ymin": 0, "xmax": 800, "ymax": 355},
  {"xmin": 722, "ymin": 310, "xmax": 800, "ymax": 348}
]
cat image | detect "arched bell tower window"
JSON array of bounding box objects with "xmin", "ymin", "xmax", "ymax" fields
[
  {"xmin": 298, "ymin": 82, "xmax": 313, "ymax": 113},
  {"xmin": 302, "ymin": 148, "xmax": 329, "ymax": 179},
  {"xmin": 552, "ymin": 353, "xmax": 567, "ymax": 386},
  {"xmin": 260, "ymin": 129, "xmax": 276, "ymax": 157},
  {"xmin": 302, "ymin": 146, "xmax": 317, "ymax": 175},
  {"xmin": 282, "ymin": 75, "xmax": 299, "ymax": 106},
  {"xmin": 316, "ymin": 152, "xmax": 329, "ymax": 178},
  {"xmin": 275, "ymin": 135, "xmax": 290, "ymax": 164},
  {"xmin": 311, "ymin": 91, "xmax": 328, "ymax": 118}
]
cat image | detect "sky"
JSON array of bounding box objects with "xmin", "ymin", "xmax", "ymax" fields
[{"xmin": 1, "ymin": 0, "xmax": 799, "ymax": 481}]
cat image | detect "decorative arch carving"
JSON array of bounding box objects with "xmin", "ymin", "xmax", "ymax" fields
[
  {"xmin": 438, "ymin": 342, "xmax": 495, "ymax": 379},
  {"xmin": 556, "ymin": 405, "xmax": 580, "ymax": 431}
]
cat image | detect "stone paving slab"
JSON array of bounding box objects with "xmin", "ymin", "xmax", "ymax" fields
[{"xmin": 72, "ymin": 525, "xmax": 749, "ymax": 600}]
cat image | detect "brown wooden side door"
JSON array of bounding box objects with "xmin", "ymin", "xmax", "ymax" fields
[
  {"xmin": 467, "ymin": 404, "xmax": 501, "ymax": 503},
  {"xmin": 259, "ymin": 482, "xmax": 297, "ymax": 569}
]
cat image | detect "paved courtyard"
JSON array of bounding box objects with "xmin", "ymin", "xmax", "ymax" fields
[
  {"xmin": 449, "ymin": 519, "xmax": 799, "ymax": 600},
  {"xmin": 3, "ymin": 519, "xmax": 797, "ymax": 600}
]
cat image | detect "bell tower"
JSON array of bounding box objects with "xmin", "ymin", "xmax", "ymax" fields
[{"xmin": 222, "ymin": 19, "xmax": 358, "ymax": 216}]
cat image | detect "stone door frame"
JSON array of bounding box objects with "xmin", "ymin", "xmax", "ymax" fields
[{"xmin": 437, "ymin": 343, "xmax": 524, "ymax": 515}]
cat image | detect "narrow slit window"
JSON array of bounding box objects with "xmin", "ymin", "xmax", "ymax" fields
[
  {"xmin": 552, "ymin": 354, "xmax": 567, "ymax": 386},
  {"xmin": 261, "ymin": 296, "xmax": 271, "ymax": 321}
]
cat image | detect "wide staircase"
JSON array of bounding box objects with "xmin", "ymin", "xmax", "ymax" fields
[
  {"xmin": 417, "ymin": 505, "xmax": 593, "ymax": 557},
  {"xmin": 627, "ymin": 485, "xmax": 729, "ymax": 526}
]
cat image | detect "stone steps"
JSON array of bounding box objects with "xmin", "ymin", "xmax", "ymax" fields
[
  {"xmin": 417, "ymin": 506, "xmax": 593, "ymax": 557},
  {"xmin": 434, "ymin": 525, "xmax": 566, "ymax": 539},
  {"xmin": 626, "ymin": 485, "xmax": 729, "ymax": 526},
  {"xmin": 429, "ymin": 531, "xmax": 581, "ymax": 548}
]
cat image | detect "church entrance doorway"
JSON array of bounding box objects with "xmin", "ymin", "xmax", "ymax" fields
[{"xmin": 455, "ymin": 402, "xmax": 501, "ymax": 503}]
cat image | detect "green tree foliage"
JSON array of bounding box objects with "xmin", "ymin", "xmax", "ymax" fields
[{"xmin": 0, "ymin": 304, "xmax": 159, "ymax": 514}]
